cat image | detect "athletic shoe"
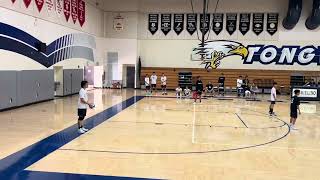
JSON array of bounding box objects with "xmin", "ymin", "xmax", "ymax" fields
[
  {"xmin": 78, "ymin": 128, "xmax": 86, "ymax": 134},
  {"xmin": 82, "ymin": 127, "xmax": 89, "ymax": 132},
  {"xmin": 291, "ymin": 126, "xmax": 298, "ymax": 130}
]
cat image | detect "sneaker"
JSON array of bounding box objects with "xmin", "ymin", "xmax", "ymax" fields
[
  {"xmin": 82, "ymin": 127, "xmax": 89, "ymax": 132},
  {"xmin": 291, "ymin": 126, "xmax": 298, "ymax": 130},
  {"xmin": 78, "ymin": 128, "xmax": 86, "ymax": 134}
]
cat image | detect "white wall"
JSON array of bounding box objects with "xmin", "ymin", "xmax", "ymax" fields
[{"xmin": 0, "ymin": 0, "xmax": 102, "ymax": 70}]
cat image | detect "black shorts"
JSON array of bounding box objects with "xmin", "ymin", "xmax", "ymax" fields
[
  {"xmin": 78, "ymin": 109, "xmax": 87, "ymax": 120},
  {"xmin": 151, "ymin": 84, "xmax": 156, "ymax": 88},
  {"xmin": 290, "ymin": 111, "xmax": 298, "ymax": 118},
  {"xmin": 271, "ymin": 101, "xmax": 276, "ymax": 105},
  {"xmin": 197, "ymin": 90, "xmax": 202, "ymax": 95},
  {"xmin": 161, "ymin": 85, "xmax": 166, "ymax": 88},
  {"xmin": 146, "ymin": 86, "xmax": 150, "ymax": 90}
]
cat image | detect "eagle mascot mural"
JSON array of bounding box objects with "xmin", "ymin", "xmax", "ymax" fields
[{"xmin": 192, "ymin": 40, "xmax": 249, "ymax": 70}]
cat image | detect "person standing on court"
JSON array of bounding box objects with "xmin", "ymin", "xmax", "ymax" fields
[
  {"xmin": 78, "ymin": 81, "xmax": 94, "ymax": 134},
  {"xmin": 290, "ymin": 89, "xmax": 301, "ymax": 130},
  {"xmin": 218, "ymin": 73, "xmax": 225, "ymax": 96},
  {"xmin": 269, "ymin": 82, "xmax": 277, "ymax": 116},
  {"xmin": 194, "ymin": 76, "xmax": 203, "ymax": 103},
  {"xmin": 161, "ymin": 73, "xmax": 167, "ymax": 95},
  {"xmin": 237, "ymin": 76, "xmax": 243, "ymax": 97},
  {"xmin": 150, "ymin": 72, "xmax": 157, "ymax": 93},
  {"xmin": 145, "ymin": 74, "xmax": 150, "ymax": 95}
]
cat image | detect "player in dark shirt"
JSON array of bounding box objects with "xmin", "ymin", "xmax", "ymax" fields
[
  {"xmin": 194, "ymin": 76, "xmax": 203, "ymax": 103},
  {"xmin": 218, "ymin": 73, "xmax": 225, "ymax": 96},
  {"xmin": 290, "ymin": 89, "xmax": 301, "ymax": 130}
]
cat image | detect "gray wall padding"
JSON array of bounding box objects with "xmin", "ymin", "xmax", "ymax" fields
[
  {"xmin": 0, "ymin": 71, "xmax": 17, "ymax": 110},
  {"xmin": 16, "ymin": 70, "xmax": 54, "ymax": 106},
  {"xmin": 63, "ymin": 69, "xmax": 83, "ymax": 96}
]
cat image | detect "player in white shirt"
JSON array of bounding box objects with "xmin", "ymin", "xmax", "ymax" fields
[
  {"xmin": 150, "ymin": 72, "xmax": 157, "ymax": 93},
  {"xmin": 269, "ymin": 82, "xmax": 277, "ymax": 116},
  {"xmin": 176, "ymin": 86, "xmax": 182, "ymax": 98},
  {"xmin": 184, "ymin": 86, "xmax": 191, "ymax": 98},
  {"xmin": 78, "ymin": 81, "xmax": 94, "ymax": 134},
  {"xmin": 145, "ymin": 74, "xmax": 150, "ymax": 95},
  {"xmin": 161, "ymin": 73, "xmax": 167, "ymax": 95},
  {"xmin": 237, "ymin": 76, "xmax": 243, "ymax": 97}
]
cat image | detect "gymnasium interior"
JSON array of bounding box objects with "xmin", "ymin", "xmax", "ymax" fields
[{"xmin": 0, "ymin": 0, "xmax": 320, "ymax": 179}]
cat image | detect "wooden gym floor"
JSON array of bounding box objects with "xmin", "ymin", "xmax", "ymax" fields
[{"xmin": 0, "ymin": 89, "xmax": 319, "ymax": 180}]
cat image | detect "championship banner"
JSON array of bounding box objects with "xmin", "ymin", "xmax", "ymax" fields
[
  {"xmin": 56, "ymin": 0, "xmax": 63, "ymax": 17},
  {"xmin": 23, "ymin": 0, "xmax": 32, "ymax": 8},
  {"xmin": 186, "ymin": 14, "xmax": 197, "ymax": 35},
  {"xmin": 267, "ymin": 13, "xmax": 278, "ymax": 36},
  {"xmin": 64, "ymin": 0, "xmax": 71, "ymax": 21},
  {"xmin": 78, "ymin": 0, "xmax": 85, "ymax": 27},
  {"xmin": 46, "ymin": 0, "xmax": 55, "ymax": 14},
  {"xmin": 148, "ymin": 14, "xmax": 159, "ymax": 35},
  {"xmin": 35, "ymin": 0, "xmax": 44, "ymax": 12},
  {"xmin": 71, "ymin": 0, "xmax": 78, "ymax": 23},
  {"xmin": 226, "ymin": 13, "xmax": 237, "ymax": 35},
  {"xmin": 239, "ymin": 13, "xmax": 250, "ymax": 35},
  {"xmin": 253, "ymin": 13, "xmax": 264, "ymax": 35},
  {"xmin": 161, "ymin": 14, "xmax": 172, "ymax": 35},
  {"xmin": 200, "ymin": 14, "xmax": 210, "ymax": 34},
  {"xmin": 11, "ymin": 0, "xmax": 16, "ymax": 3},
  {"xmin": 212, "ymin": 13, "xmax": 223, "ymax": 35},
  {"xmin": 173, "ymin": 14, "xmax": 184, "ymax": 35},
  {"xmin": 113, "ymin": 14, "xmax": 124, "ymax": 31}
]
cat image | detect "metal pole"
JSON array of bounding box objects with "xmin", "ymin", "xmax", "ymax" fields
[{"xmin": 201, "ymin": 0, "xmax": 207, "ymax": 48}]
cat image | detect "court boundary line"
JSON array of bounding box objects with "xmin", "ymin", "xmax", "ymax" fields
[
  {"xmin": 0, "ymin": 96, "xmax": 146, "ymax": 180},
  {"xmin": 235, "ymin": 113, "xmax": 248, "ymax": 128}
]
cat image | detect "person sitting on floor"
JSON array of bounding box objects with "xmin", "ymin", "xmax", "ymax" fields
[
  {"xmin": 184, "ymin": 86, "xmax": 191, "ymax": 98},
  {"xmin": 205, "ymin": 81, "xmax": 214, "ymax": 96},
  {"xmin": 176, "ymin": 86, "xmax": 182, "ymax": 98}
]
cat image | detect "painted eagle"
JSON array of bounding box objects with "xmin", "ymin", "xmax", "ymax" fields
[{"xmin": 192, "ymin": 40, "xmax": 249, "ymax": 69}]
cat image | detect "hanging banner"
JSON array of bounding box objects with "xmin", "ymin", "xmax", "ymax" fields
[
  {"xmin": 239, "ymin": 13, "xmax": 250, "ymax": 35},
  {"xmin": 173, "ymin": 14, "xmax": 184, "ymax": 35},
  {"xmin": 253, "ymin": 13, "xmax": 264, "ymax": 35},
  {"xmin": 161, "ymin": 14, "xmax": 172, "ymax": 35},
  {"xmin": 56, "ymin": 0, "xmax": 63, "ymax": 17},
  {"xmin": 11, "ymin": 0, "xmax": 16, "ymax": 3},
  {"xmin": 212, "ymin": 13, "xmax": 223, "ymax": 35},
  {"xmin": 148, "ymin": 14, "xmax": 159, "ymax": 35},
  {"xmin": 200, "ymin": 14, "xmax": 210, "ymax": 35},
  {"xmin": 64, "ymin": 0, "xmax": 71, "ymax": 21},
  {"xmin": 23, "ymin": 0, "xmax": 32, "ymax": 8},
  {"xmin": 186, "ymin": 14, "xmax": 197, "ymax": 35},
  {"xmin": 226, "ymin": 13, "xmax": 237, "ymax": 35},
  {"xmin": 46, "ymin": 0, "xmax": 55, "ymax": 14},
  {"xmin": 35, "ymin": 0, "xmax": 44, "ymax": 12},
  {"xmin": 78, "ymin": 0, "xmax": 85, "ymax": 26},
  {"xmin": 113, "ymin": 14, "xmax": 124, "ymax": 31},
  {"xmin": 71, "ymin": 0, "xmax": 78, "ymax": 23},
  {"xmin": 267, "ymin": 13, "xmax": 278, "ymax": 36}
]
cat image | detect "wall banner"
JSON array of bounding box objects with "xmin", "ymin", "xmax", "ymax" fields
[
  {"xmin": 161, "ymin": 14, "xmax": 172, "ymax": 35},
  {"xmin": 186, "ymin": 14, "xmax": 197, "ymax": 35},
  {"xmin": 212, "ymin": 13, "xmax": 223, "ymax": 35},
  {"xmin": 148, "ymin": 14, "xmax": 159, "ymax": 35},
  {"xmin": 173, "ymin": 14, "xmax": 184, "ymax": 35},
  {"xmin": 239, "ymin": 13, "xmax": 250, "ymax": 35},
  {"xmin": 267, "ymin": 13, "xmax": 278, "ymax": 36},
  {"xmin": 253, "ymin": 13, "xmax": 264, "ymax": 35},
  {"xmin": 226, "ymin": 13, "xmax": 237, "ymax": 35}
]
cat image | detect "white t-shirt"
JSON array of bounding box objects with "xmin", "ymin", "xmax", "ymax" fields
[
  {"xmin": 237, "ymin": 79, "xmax": 243, "ymax": 88},
  {"xmin": 176, "ymin": 87, "xmax": 182, "ymax": 92},
  {"xmin": 271, "ymin": 87, "xmax": 277, "ymax": 101},
  {"xmin": 151, "ymin": 75, "xmax": 157, "ymax": 84},
  {"xmin": 145, "ymin": 77, "xmax": 150, "ymax": 86},
  {"xmin": 184, "ymin": 88, "xmax": 191, "ymax": 95},
  {"xmin": 78, "ymin": 88, "xmax": 88, "ymax": 109},
  {"xmin": 161, "ymin": 76, "xmax": 167, "ymax": 85}
]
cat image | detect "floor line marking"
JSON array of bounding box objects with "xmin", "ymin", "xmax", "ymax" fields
[{"xmin": 235, "ymin": 113, "xmax": 248, "ymax": 128}]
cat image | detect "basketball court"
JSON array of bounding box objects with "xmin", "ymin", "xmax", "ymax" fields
[{"xmin": 1, "ymin": 0, "xmax": 320, "ymax": 179}]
